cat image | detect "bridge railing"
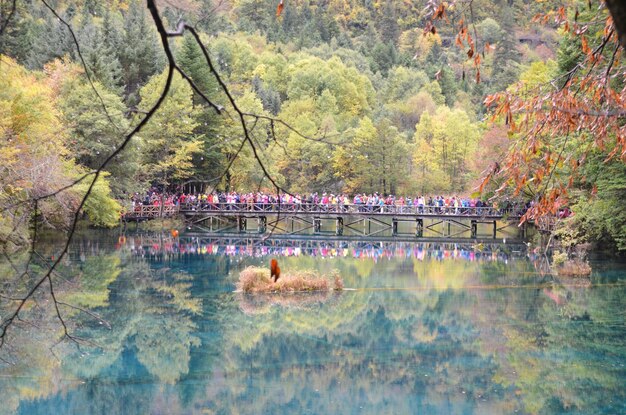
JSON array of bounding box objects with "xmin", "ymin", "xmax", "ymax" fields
[
  {"xmin": 124, "ymin": 204, "xmax": 179, "ymax": 218},
  {"xmin": 179, "ymin": 202, "xmax": 525, "ymax": 217}
]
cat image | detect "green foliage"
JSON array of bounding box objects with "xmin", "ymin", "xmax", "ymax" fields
[
  {"xmin": 55, "ymin": 66, "xmax": 138, "ymax": 196},
  {"xmin": 0, "ymin": 57, "xmax": 121, "ymax": 249},
  {"xmin": 72, "ymin": 171, "xmax": 122, "ymax": 228},
  {"xmin": 567, "ymin": 153, "xmax": 626, "ymax": 251},
  {"xmin": 552, "ymin": 250, "xmax": 568, "ymax": 266},
  {"xmin": 120, "ymin": 0, "xmax": 162, "ymax": 101},
  {"xmin": 8, "ymin": 0, "xmax": 618, "ymax": 249},
  {"xmin": 413, "ymin": 107, "xmax": 481, "ymax": 192},
  {"xmin": 138, "ymin": 71, "xmax": 202, "ymax": 185}
]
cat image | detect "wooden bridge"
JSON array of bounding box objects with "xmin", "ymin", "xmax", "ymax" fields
[{"xmin": 125, "ymin": 203, "xmax": 528, "ymax": 240}]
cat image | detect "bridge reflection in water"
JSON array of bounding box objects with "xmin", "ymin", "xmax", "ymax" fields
[{"xmin": 124, "ymin": 234, "xmax": 527, "ymax": 263}]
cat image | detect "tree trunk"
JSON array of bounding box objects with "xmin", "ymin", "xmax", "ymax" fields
[{"xmin": 606, "ymin": 0, "xmax": 626, "ymax": 48}]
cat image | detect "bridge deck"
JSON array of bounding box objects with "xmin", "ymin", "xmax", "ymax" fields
[{"xmin": 127, "ymin": 203, "xmax": 524, "ymax": 219}]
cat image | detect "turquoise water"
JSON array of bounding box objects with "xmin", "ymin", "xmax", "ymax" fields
[{"xmin": 1, "ymin": 232, "xmax": 625, "ymax": 414}]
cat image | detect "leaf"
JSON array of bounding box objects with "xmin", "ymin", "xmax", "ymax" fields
[
  {"xmin": 467, "ymin": 48, "xmax": 474, "ymax": 58},
  {"xmin": 455, "ymin": 34, "xmax": 463, "ymax": 47},
  {"xmin": 581, "ymin": 36, "xmax": 590, "ymax": 54},
  {"xmin": 434, "ymin": 4, "xmax": 445, "ymax": 19},
  {"xmin": 276, "ymin": 0, "xmax": 284, "ymax": 17}
]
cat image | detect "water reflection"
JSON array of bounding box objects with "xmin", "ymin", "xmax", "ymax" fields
[
  {"xmin": 0, "ymin": 232, "xmax": 624, "ymax": 415},
  {"xmin": 125, "ymin": 235, "xmax": 526, "ymax": 264}
]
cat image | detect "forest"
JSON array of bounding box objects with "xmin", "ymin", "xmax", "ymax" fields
[{"xmin": 0, "ymin": 0, "xmax": 625, "ymax": 251}]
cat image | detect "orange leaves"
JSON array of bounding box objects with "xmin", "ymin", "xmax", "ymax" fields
[
  {"xmin": 434, "ymin": 3, "xmax": 446, "ymax": 20},
  {"xmin": 581, "ymin": 35, "xmax": 590, "ymax": 54},
  {"xmin": 276, "ymin": 0, "xmax": 284, "ymax": 18}
]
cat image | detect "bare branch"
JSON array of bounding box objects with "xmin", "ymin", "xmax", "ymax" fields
[
  {"xmin": 0, "ymin": 0, "xmax": 177, "ymax": 351},
  {"xmin": 0, "ymin": 0, "xmax": 16, "ymax": 36},
  {"xmin": 57, "ymin": 301, "xmax": 111, "ymax": 330},
  {"xmin": 174, "ymin": 64, "xmax": 224, "ymax": 114}
]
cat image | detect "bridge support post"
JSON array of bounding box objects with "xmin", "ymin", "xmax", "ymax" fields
[
  {"xmin": 258, "ymin": 216, "xmax": 266, "ymax": 233},
  {"xmin": 520, "ymin": 221, "xmax": 527, "ymax": 239},
  {"xmin": 336, "ymin": 217, "xmax": 343, "ymax": 236},
  {"xmin": 416, "ymin": 218, "xmax": 423, "ymax": 237},
  {"xmin": 237, "ymin": 216, "xmax": 247, "ymax": 232},
  {"xmin": 492, "ymin": 220, "xmax": 497, "ymax": 239},
  {"xmin": 392, "ymin": 218, "xmax": 398, "ymax": 236},
  {"xmin": 314, "ymin": 217, "xmax": 321, "ymax": 233},
  {"xmin": 471, "ymin": 220, "xmax": 477, "ymax": 238}
]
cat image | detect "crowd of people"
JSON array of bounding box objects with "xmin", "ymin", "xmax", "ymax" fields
[{"xmin": 129, "ymin": 189, "xmax": 525, "ymax": 215}]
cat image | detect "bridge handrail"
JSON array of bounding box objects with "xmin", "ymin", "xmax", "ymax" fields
[
  {"xmin": 178, "ymin": 202, "xmax": 525, "ymax": 217},
  {"xmin": 124, "ymin": 204, "xmax": 180, "ymax": 218}
]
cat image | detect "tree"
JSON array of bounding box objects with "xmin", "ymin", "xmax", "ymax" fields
[
  {"xmin": 137, "ymin": 71, "xmax": 202, "ymax": 187},
  {"xmin": 482, "ymin": 1, "xmax": 626, "ymax": 240},
  {"xmin": 335, "ymin": 117, "xmax": 409, "ymax": 194},
  {"xmin": 53, "ymin": 62, "xmax": 138, "ymax": 196},
  {"xmin": 414, "ymin": 107, "xmax": 480, "ymax": 192},
  {"xmin": 120, "ymin": 0, "xmax": 161, "ymax": 101},
  {"xmin": 0, "ymin": 56, "xmax": 121, "ymax": 253}
]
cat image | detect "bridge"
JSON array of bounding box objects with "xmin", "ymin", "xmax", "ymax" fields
[{"xmin": 124, "ymin": 203, "xmax": 528, "ymax": 240}]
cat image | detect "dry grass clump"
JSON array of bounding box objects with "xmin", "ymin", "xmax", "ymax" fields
[
  {"xmin": 237, "ymin": 266, "xmax": 344, "ymax": 293},
  {"xmin": 555, "ymin": 260, "xmax": 592, "ymax": 277},
  {"xmin": 237, "ymin": 267, "xmax": 273, "ymax": 292}
]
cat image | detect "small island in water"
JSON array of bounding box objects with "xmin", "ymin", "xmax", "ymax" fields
[{"xmin": 237, "ymin": 263, "xmax": 344, "ymax": 293}]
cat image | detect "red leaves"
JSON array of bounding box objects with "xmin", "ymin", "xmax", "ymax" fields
[{"xmin": 276, "ymin": 0, "xmax": 284, "ymax": 18}]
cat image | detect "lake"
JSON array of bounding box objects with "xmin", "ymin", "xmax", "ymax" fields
[{"xmin": 1, "ymin": 231, "xmax": 625, "ymax": 414}]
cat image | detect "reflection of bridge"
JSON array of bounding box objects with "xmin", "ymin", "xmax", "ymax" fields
[
  {"xmin": 125, "ymin": 234, "xmax": 527, "ymax": 263},
  {"xmin": 174, "ymin": 203, "xmax": 527, "ymax": 239}
]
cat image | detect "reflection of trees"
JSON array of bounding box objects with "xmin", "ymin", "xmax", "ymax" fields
[
  {"xmin": 1, "ymin": 245, "xmax": 203, "ymax": 413},
  {"xmin": 201, "ymin": 287, "xmax": 501, "ymax": 414},
  {"xmin": 188, "ymin": 256, "xmax": 626, "ymax": 415},
  {"xmin": 474, "ymin": 261, "xmax": 626, "ymax": 414},
  {"xmin": 65, "ymin": 261, "xmax": 201, "ymax": 384},
  {"xmin": 3, "ymin": 240, "xmax": 625, "ymax": 414}
]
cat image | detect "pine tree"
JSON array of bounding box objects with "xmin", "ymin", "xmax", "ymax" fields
[
  {"xmin": 490, "ymin": 6, "xmax": 521, "ymax": 91},
  {"xmin": 120, "ymin": 0, "xmax": 161, "ymax": 101},
  {"xmin": 78, "ymin": 10, "xmax": 122, "ymax": 91}
]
